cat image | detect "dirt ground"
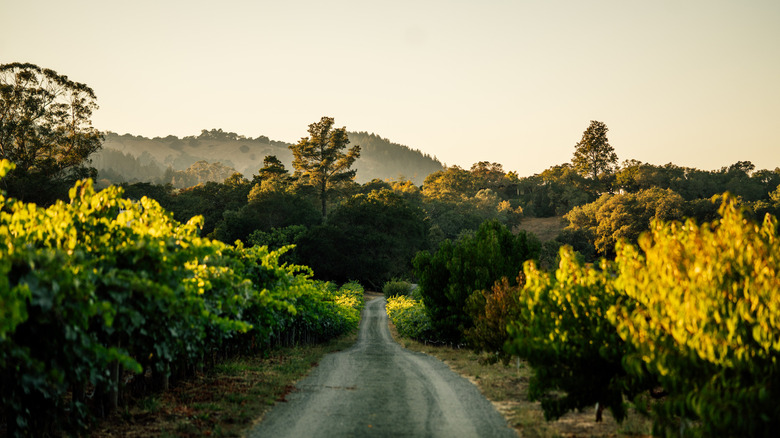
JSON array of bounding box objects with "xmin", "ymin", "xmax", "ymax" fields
[
  {"xmin": 514, "ymin": 216, "xmax": 567, "ymax": 242},
  {"xmin": 247, "ymin": 297, "xmax": 517, "ymax": 437}
]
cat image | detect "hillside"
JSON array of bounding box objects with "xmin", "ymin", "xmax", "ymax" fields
[{"xmin": 91, "ymin": 129, "xmax": 443, "ymax": 186}]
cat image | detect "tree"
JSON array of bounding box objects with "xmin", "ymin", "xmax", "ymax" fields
[
  {"xmin": 612, "ymin": 198, "xmax": 780, "ymax": 436},
  {"xmin": 289, "ymin": 116, "xmax": 361, "ymax": 218},
  {"xmin": 296, "ymin": 189, "xmax": 428, "ymax": 287},
  {"xmin": 422, "ymin": 166, "xmax": 477, "ymax": 202},
  {"xmin": 519, "ymin": 163, "xmax": 592, "ymax": 217},
  {"xmin": 254, "ymin": 155, "xmax": 289, "ymax": 183},
  {"xmin": 572, "ymin": 120, "xmax": 618, "ymax": 181},
  {"xmin": 0, "ymin": 62, "xmax": 103, "ymax": 203},
  {"xmin": 210, "ymin": 185, "xmax": 320, "ymax": 244},
  {"xmin": 506, "ymin": 247, "xmax": 654, "ymax": 423},
  {"xmin": 564, "ymin": 187, "xmax": 687, "ymax": 257},
  {"xmin": 470, "ymin": 161, "xmax": 507, "ymax": 190}
]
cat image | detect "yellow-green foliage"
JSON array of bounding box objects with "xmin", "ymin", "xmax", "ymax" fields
[
  {"xmin": 610, "ymin": 198, "xmax": 780, "ymax": 437},
  {"xmin": 333, "ymin": 281, "xmax": 365, "ymax": 330},
  {"xmin": 507, "ymin": 248, "xmax": 648, "ymax": 422},
  {"xmin": 386, "ymin": 295, "xmax": 432, "ymax": 340},
  {"xmin": 506, "ymin": 196, "xmax": 780, "ymax": 436},
  {"xmin": 0, "ymin": 159, "xmax": 362, "ymax": 436}
]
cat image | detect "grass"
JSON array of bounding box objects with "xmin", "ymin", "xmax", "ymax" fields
[
  {"xmin": 89, "ymin": 332, "xmax": 358, "ymax": 437},
  {"xmin": 388, "ymin": 322, "xmax": 653, "ymax": 438}
]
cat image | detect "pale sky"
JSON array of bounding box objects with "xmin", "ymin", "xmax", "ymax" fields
[{"xmin": 2, "ymin": 0, "xmax": 779, "ymax": 177}]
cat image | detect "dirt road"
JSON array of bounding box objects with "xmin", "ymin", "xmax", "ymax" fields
[{"xmin": 246, "ymin": 297, "xmax": 517, "ymax": 437}]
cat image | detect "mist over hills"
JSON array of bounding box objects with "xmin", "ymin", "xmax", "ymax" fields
[{"xmin": 91, "ymin": 129, "xmax": 444, "ymax": 187}]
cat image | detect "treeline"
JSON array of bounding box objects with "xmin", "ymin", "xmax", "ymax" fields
[
  {"xmin": 91, "ymin": 149, "xmax": 241, "ymax": 189},
  {"xmin": 121, "ymin": 159, "xmax": 528, "ymax": 288},
  {"xmin": 530, "ymin": 160, "xmax": 780, "ymax": 263},
  {"xmin": 119, "ymin": 149, "xmax": 780, "ymax": 289}
]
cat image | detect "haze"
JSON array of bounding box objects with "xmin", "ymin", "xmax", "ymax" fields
[{"xmin": 2, "ymin": 0, "xmax": 779, "ymax": 177}]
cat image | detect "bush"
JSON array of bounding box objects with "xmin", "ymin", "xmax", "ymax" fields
[
  {"xmin": 465, "ymin": 275, "xmax": 524, "ymax": 364},
  {"xmin": 412, "ymin": 219, "xmax": 540, "ymax": 342},
  {"xmin": 504, "ymin": 197, "xmax": 780, "ymax": 436},
  {"xmin": 248, "ymin": 225, "xmax": 308, "ymax": 250},
  {"xmin": 382, "ymin": 279, "xmax": 413, "ymax": 299},
  {"xmin": 385, "ymin": 296, "xmax": 433, "ymax": 341}
]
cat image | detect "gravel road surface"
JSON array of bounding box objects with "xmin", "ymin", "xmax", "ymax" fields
[{"xmin": 246, "ymin": 297, "xmax": 517, "ymax": 437}]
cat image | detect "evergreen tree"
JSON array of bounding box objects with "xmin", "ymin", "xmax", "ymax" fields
[
  {"xmin": 289, "ymin": 117, "xmax": 361, "ymax": 218},
  {"xmin": 572, "ymin": 120, "xmax": 618, "ymax": 181}
]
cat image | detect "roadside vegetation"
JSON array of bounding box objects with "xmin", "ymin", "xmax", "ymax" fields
[
  {"xmin": 387, "ymin": 197, "xmax": 780, "ymax": 436},
  {"xmin": 0, "ymin": 157, "xmax": 364, "ymax": 436}
]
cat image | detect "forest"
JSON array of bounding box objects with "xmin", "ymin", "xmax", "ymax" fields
[{"xmin": 3, "ymin": 62, "xmax": 780, "ymax": 436}]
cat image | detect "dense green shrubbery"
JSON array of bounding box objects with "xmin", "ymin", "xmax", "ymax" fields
[
  {"xmin": 0, "ymin": 160, "xmax": 362, "ymax": 436},
  {"xmin": 385, "ymin": 296, "xmax": 433, "ymax": 341},
  {"xmin": 246, "ymin": 224, "xmax": 308, "ymax": 263},
  {"xmin": 412, "ymin": 219, "xmax": 540, "ymax": 342},
  {"xmin": 382, "ymin": 279, "xmax": 413, "ymax": 299}
]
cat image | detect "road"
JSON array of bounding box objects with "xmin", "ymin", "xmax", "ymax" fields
[{"xmin": 246, "ymin": 297, "xmax": 517, "ymax": 438}]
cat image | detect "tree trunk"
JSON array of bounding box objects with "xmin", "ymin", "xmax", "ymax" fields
[
  {"xmin": 320, "ymin": 179, "xmax": 327, "ymax": 220},
  {"xmin": 108, "ymin": 339, "xmax": 121, "ymax": 412}
]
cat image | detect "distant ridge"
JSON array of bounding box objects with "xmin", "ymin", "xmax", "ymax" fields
[{"xmin": 92, "ymin": 129, "xmax": 444, "ymax": 186}]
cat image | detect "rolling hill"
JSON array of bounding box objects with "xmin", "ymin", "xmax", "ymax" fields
[{"xmin": 91, "ymin": 129, "xmax": 443, "ymax": 186}]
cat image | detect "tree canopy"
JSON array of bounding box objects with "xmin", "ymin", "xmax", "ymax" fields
[
  {"xmin": 572, "ymin": 120, "xmax": 617, "ymax": 181},
  {"xmin": 290, "ymin": 116, "xmax": 361, "ymax": 218},
  {"xmin": 0, "ymin": 62, "xmax": 103, "ymax": 203},
  {"xmin": 297, "ymin": 189, "xmax": 428, "ymax": 287}
]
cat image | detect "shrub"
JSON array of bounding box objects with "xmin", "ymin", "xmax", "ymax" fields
[
  {"xmin": 0, "ymin": 159, "xmax": 365, "ymax": 436},
  {"xmin": 465, "ymin": 275, "xmax": 524, "ymax": 364},
  {"xmin": 504, "ymin": 197, "xmax": 780, "ymax": 435},
  {"xmin": 385, "ymin": 296, "xmax": 433, "ymax": 340},
  {"xmin": 382, "ymin": 279, "xmax": 413, "ymax": 299},
  {"xmin": 412, "ymin": 219, "xmax": 540, "ymax": 342}
]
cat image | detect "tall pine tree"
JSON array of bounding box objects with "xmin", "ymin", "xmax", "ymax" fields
[
  {"xmin": 289, "ymin": 116, "xmax": 361, "ymax": 218},
  {"xmin": 572, "ymin": 120, "xmax": 618, "ymax": 181}
]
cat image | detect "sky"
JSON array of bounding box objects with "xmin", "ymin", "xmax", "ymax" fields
[{"xmin": 2, "ymin": 0, "xmax": 779, "ymax": 177}]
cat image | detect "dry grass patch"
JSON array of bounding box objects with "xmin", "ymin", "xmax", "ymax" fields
[
  {"xmin": 515, "ymin": 216, "xmax": 567, "ymax": 242},
  {"xmin": 388, "ymin": 322, "xmax": 652, "ymax": 438}
]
